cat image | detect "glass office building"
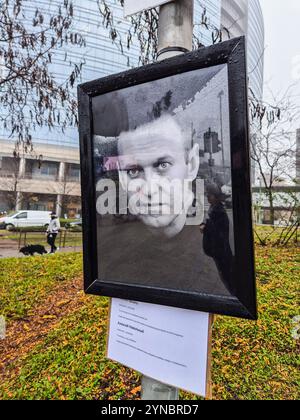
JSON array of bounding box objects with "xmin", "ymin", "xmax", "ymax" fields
[
  {"xmin": 221, "ymin": 0, "xmax": 265, "ymax": 100},
  {"xmin": 194, "ymin": 0, "xmax": 222, "ymax": 46},
  {"xmin": 247, "ymin": 0, "xmax": 265, "ymax": 100}
]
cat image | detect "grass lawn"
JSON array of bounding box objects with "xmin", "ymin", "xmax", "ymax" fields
[
  {"xmin": 0, "ymin": 246, "xmax": 299, "ymax": 400},
  {"xmin": 0, "ymin": 253, "xmax": 83, "ymax": 320}
]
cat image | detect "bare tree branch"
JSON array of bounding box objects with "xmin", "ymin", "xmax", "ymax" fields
[{"xmin": 0, "ymin": 0, "xmax": 85, "ymax": 153}]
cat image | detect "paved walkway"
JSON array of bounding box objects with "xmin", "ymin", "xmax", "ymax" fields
[{"xmin": 0, "ymin": 238, "xmax": 19, "ymax": 258}]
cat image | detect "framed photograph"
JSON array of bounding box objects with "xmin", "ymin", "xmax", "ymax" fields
[{"xmin": 78, "ymin": 36, "xmax": 257, "ymax": 320}]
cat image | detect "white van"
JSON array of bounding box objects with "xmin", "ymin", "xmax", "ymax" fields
[{"xmin": 0, "ymin": 211, "xmax": 52, "ymax": 230}]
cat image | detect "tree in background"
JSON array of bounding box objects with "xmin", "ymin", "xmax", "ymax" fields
[
  {"xmin": 0, "ymin": 154, "xmax": 39, "ymax": 211},
  {"xmin": 0, "ymin": 0, "xmax": 85, "ymax": 153},
  {"xmin": 0, "ymin": 156, "xmax": 21, "ymax": 210},
  {"xmin": 250, "ymin": 86, "xmax": 300, "ymax": 246},
  {"xmin": 250, "ymin": 87, "xmax": 299, "ymax": 226}
]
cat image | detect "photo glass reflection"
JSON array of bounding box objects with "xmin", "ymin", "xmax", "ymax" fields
[{"xmin": 92, "ymin": 64, "xmax": 236, "ymax": 298}]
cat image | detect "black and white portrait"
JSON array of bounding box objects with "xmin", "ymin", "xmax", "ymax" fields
[
  {"xmin": 92, "ymin": 64, "xmax": 235, "ymax": 297},
  {"xmin": 79, "ymin": 39, "xmax": 256, "ymax": 319}
]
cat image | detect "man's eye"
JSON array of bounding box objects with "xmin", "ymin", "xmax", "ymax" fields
[
  {"xmin": 158, "ymin": 162, "xmax": 171, "ymax": 171},
  {"xmin": 128, "ymin": 169, "xmax": 141, "ymax": 178}
]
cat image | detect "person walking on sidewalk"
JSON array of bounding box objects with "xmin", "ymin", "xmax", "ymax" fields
[{"xmin": 46, "ymin": 212, "xmax": 61, "ymax": 254}]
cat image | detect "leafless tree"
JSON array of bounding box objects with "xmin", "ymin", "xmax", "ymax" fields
[
  {"xmin": 0, "ymin": 156, "xmax": 22, "ymax": 210},
  {"xmin": 0, "ymin": 153, "xmax": 45, "ymax": 210},
  {"xmin": 0, "ymin": 0, "xmax": 85, "ymax": 153},
  {"xmin": 250, "ymin": 87, "xmax": 300, "ymax": 226},
  {"xmin": 56, "ymin": 177, "xmax": 80, "ymax": 218}
]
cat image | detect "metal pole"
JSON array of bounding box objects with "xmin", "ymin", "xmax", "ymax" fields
[
  {"xmin": 218, "ymin": 90, "xmax": 225, "ymax": 171},
  {"xmin": 141, "ymin": 376, "xmax": 179, "ymax": 400},
  {"xmin": 157, "ymin": 0, "xmax": 194, "ymax": 61},
  {"xmin": 141, "ymin": 0, "xmax": 194, "ymax": 401},
  {"xmin": 63, "ymin": 229, "xmax": 67, "ymax": 248}
]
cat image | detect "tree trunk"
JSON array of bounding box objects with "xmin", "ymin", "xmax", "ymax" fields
[{"xmin": 268, "ymin": 190, "xmax": 275, "ymax": 225}]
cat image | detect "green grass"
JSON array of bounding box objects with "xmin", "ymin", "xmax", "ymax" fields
[
  {"xmin": 254, "ymin": 224, "xmax": 299, "ymax": 247},
  {"xmin": 0, "ymin": 253, "xmax": 83, "ymax": 320},
  {"xmin": 1, "ymin": 296, "xmax": 140, "ymax": 400},
  {"xmin": 0, "ymin": 246, "xmax": 299, "ymax": 400},
  {"xmin": 210, "ymin": 246, "xmax": 299, "ymax": 400}
]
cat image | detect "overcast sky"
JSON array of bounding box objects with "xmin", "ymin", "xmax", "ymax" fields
[{"xmin": 260, "ymin": 0, "xmax": 300, "ymax": 117}]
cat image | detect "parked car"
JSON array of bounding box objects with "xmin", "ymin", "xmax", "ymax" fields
[
  {"xmin": 0, "ymin": 211, "xmax": 52, "ymax": 230},
  {"xmin": 65, "ymin": 219, "xmax": 82, "ymax": 230}
]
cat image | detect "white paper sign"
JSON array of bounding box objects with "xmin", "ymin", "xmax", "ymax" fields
[
  {"xmin": 107, "ymin": 298, "xmax": 210, "ymax": 396},
  {"xmin": 124, "ymin": 0, "xmax": 173, "ymax": 17}
]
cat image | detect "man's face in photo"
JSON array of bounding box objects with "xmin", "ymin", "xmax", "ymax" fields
[{"xmin": 118, "ymin": 116, "xmax": 200, "ymax": 237}]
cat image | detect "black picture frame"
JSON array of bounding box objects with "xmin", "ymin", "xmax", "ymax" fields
[{"xmin": 78, "ymin": 36, "xmax": 257, "ymax": 320}]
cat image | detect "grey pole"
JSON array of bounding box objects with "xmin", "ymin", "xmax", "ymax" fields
[
  {"xmin": 157, "ymin": 0, "xmax": 194, "ymax": 61},
  {"xmin": 141, "ymin": 0, "xmax": 194, "ymax": 401},
  {"xmin": 141, "ymin": 376, "xmax": 179, "ymax": 400},
  {"xmin": 218, "ymin": 90, "xmax": 225, "ymax": 176}
]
